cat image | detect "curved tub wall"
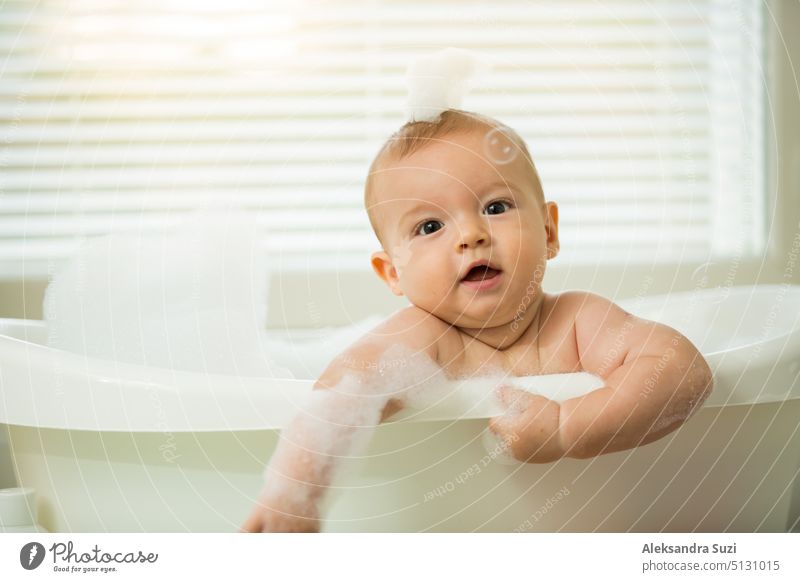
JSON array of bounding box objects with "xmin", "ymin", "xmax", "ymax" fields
[
  {"xmin": 1, "ymin": 284, "xmax": 800, "ymax": 532},
  {"xmin": 6, "ymin": 403, "xmax": 800, "ymax": 533}
]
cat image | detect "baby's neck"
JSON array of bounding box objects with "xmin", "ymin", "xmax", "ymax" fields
[{"xmin": 457, "ymin": 293, "xmax": 546, "ymax": 351}]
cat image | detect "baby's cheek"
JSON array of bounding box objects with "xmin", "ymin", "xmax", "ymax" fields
[
  {"xmin": 410, "ymin": 251, "xmax": 442, "ymax": 290},
  {"xmin": 402, "ymin": 267, "xmax": 436, "ymax": 307}
]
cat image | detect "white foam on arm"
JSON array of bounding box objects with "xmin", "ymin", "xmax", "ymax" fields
[
  {"xmin": 258, "ymin": 345, "xmax": 449, "ymax": 528},
  {"xmin": 259, "ymin": 375, "xmax": 383, "ymax": 518}
]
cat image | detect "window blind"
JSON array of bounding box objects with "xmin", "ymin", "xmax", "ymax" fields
[{"xmin": 0, "ymin": 0, "xmax": 766, "ymax": 277}]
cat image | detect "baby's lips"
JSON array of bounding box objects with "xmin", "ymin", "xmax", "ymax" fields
[{"xmin": 459, "ymin": 260, "xmax": 502, "ymax": 281}]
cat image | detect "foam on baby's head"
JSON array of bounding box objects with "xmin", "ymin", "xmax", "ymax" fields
[{"xmin": 363, "ymin": 109, "xmax": 545, "ymax": 249}]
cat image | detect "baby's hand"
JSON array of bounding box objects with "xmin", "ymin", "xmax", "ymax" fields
[
  {"xmin": 487, "ymin": 385, "xmax": 566, "ymax": 463},
  {"xmin": 239, "ymin": 495, "xmax": 320, "ymax": 533}
]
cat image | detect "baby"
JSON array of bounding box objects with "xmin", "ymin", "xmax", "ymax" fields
[{"xmin": 241, "ymin": 109, "xmax": 714, "ymax": 533}]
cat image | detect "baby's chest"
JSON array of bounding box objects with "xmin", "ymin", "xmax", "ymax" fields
[{"xmin": 442, "ymin": 327, "xmax": 581, "ymax": 380}]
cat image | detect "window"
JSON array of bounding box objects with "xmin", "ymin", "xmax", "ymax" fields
[{"xmin": 0, "ymin": 0, "xmax": 766, "ymax": 277}]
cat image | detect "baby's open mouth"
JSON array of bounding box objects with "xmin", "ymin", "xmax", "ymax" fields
[{"xmin": 462, "ymin": 264, "xmax": 502, "ymax": 282}]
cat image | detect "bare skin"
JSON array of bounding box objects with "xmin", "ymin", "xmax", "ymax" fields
[{"xmin": 241, "ymin": 127, "xmax": 714, "ymax": 532}]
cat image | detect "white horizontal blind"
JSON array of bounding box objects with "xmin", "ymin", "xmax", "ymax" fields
[{"xmin": 0, "ymin": 0, "xmax": 765, "ymax": 277}]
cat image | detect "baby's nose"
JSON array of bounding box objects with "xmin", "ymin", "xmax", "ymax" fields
[{"xmin": 455, "ymin": 220, "xmax": 490, "ymax": 250}]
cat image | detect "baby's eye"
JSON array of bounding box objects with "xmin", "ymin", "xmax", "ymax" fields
[
  {"xmin": 415, "ymin": 220, "xmax": 443, "ymax": 236},
  {"xmin": 485, "ymin": 200, "xmax": 512, "ymax": 215}
]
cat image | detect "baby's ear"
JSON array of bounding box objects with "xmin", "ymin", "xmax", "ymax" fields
[
  {"xmin": 371, "ymin": 251, "xmax": 404, "ymax": 296},
  {"xmin": 544, "ymin": 201, "xmax": 560, "ymax": 259}
]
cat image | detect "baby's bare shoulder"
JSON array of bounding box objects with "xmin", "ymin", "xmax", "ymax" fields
[
  {"xmin": 532, "ymin": 291, "xmax": 630, "ymax": 372},
  {"xmin": 547, "ymin": 289, "xmax": 646, "ymax": 373},
  {"xmin": 364, "ymin": 305, "xmax": 453, "ymax": 357},
  {"xmin": 546, "ymin": 289, "xmax": 627, "ymax": 320},
  {"xmin": 315, "ymin": 306, "xmax": 455, "ymax": 388},
  {"xmin": 543, "ymin": 289, "xmax": 634, "ymax": 338}
]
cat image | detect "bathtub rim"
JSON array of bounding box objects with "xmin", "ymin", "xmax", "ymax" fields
[{"xmin": 1, "ymin": 284, "xmax": 799, "ymax": 432}]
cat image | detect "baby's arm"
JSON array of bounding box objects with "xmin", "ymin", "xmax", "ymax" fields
[
  {"xmin": 491, "ymin": 291, "xmax": 714, "ymax": 463},
  {"xmin": 240, "ymin": 307, "xmax": 444, "ymax": 532}
]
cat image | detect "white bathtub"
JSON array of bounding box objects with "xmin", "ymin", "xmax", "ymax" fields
[{"xmin": 1, "ymin": 284, "xmax": 799, "ymax": 532}]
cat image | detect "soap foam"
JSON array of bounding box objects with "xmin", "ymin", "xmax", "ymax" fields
[
  {"xmin": 405, "ymin": 47, "xmax": 491, "ymax": 123},
  {"xmin": 260, "ymin": 315, "xmax": 387, "ymax": 380},
  {"xmin": 43, "ymin": 207, "xmax": 285, "ymax": 376},
  {"xmin": 481, "ymin": 425, "xmax": 523, "ymax": 466},
  {"xmin": 259, "ymin": 343, "xmax": 453, "ymax": 521},
  {"xmin": 43, "ymin": 210, "xmax": 391, "ymax": 380}
]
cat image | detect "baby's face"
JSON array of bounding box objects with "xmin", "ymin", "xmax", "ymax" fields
[{"xmin": 369, "ymin": 128, "xmax": 559, "ymax": 329}]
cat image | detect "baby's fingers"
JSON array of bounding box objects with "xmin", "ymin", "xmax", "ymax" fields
[
  {"xmin": 494, "ymin": 384, "xmax": 532, "ymax": 413},
  {"xmin": 487, "ymin": 411, "xmax": 525, "ymax": 443},
  {"xmin": 486, "ymin": 415, "xmax": 524, "ymax": 459},
  {"xmin": 488, "ymin": 385, "xmax": 530, "ymax": 446},
  {"xmin": 487, "ymin": 414, "xmax": 511, "ymax": 437}
]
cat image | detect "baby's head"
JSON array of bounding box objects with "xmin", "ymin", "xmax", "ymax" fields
[{"xmin": 364, "ymin": 109, "xmax": 559, "ymax": 329}]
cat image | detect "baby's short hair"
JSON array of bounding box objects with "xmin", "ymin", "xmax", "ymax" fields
[{"xmin": 363, "ymin": 109, "xmax": 544, "ymax": 247}]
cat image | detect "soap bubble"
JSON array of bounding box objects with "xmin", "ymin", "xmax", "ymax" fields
[
  {"xmin": 690, "ymin": 261, "xmax": 715, "ymax": 290},
  {"xmin": 483, "ymin": 126, "xmax": 519, "ymax": 165},
  {"xmin": 689, "ymin": 261, "xmax": 728, "ymax": 305}
]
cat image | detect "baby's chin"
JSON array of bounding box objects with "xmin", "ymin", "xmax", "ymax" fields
[{"xmin": 427, "ymin": 306, "xmax": 514, "ymax": 331}]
